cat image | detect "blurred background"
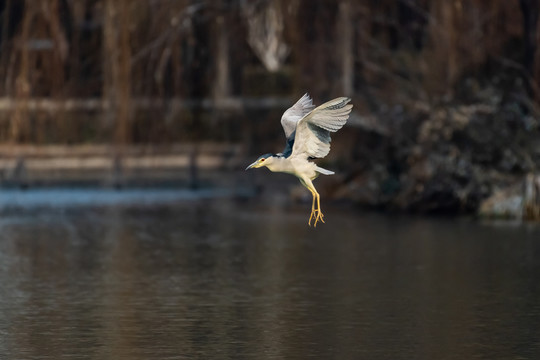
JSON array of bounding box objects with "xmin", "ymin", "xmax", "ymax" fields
[
  {"xmin": 0, "ymin": 0, "xmax": 538, "ymax": 217},
  {"xmin": 1, "ymin": 1, "xmax": 540, "ymax": 359}
]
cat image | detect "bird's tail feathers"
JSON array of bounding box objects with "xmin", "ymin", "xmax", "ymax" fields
[{"xmin": 316, "ymin": 166, "xmax": 334, "ymax": 175}]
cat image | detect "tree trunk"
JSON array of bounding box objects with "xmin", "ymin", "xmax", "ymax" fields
[
  {"xmin": 213, "ymin": 15, "xmax": 230, "ymax": 101},
  {"xmin": 103, "ymin": 0, "xmax": 132, "ymax": 144},
  {"xmin": 338, "ymin": 0, "xmax": 354, "ymax": 96},
  {"xmin": 11, "ymin": 1, "xmax": 33, "ymax": 142},
  {"xmin": 519, "ymin": 0, "xmax": 540, "ymax": 101},
  {"xmin": 426, "ymin": 0, "xmax": 461, "ymax": 97}
]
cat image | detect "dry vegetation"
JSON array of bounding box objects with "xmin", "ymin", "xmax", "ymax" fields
[
  {"xmin": 0, "ymin": 0, "xmax": 539, "ymax": 217},
  {"xmin": 0, "ymin": 0, "xmax": 537, "ymax": 143}
]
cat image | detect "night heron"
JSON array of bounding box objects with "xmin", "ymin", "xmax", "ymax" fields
[{"xmin": 246, "ymin": 93, "xmax": 353, "ymax": 226}]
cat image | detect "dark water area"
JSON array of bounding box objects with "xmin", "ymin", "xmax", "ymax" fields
[{"xmin": 0, "ymin": 190, "xmax": 540, "ymax": 359}]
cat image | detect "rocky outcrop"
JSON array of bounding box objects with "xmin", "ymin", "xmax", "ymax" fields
[{"xmin": 332, "ymin": 96, "xmax": 540, "ymax": 218}]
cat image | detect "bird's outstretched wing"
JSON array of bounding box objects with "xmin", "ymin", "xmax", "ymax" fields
[
  {"xmin": 280, "ymin": 93, "xmax": 315, "ymax": 139},
  {"xmin": 290, "ymin": 97, "xmax": 352, "ymax": 159}
]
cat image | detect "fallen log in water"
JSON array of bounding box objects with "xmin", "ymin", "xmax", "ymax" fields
[{"xmin": 0, "ymin": 143, "xmax": 243, "ymax": 188}]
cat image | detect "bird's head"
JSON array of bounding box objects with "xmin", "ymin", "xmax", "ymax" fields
[{"xmin": 245, "ymin": 153, "xmax": 276, "ymax": 170}]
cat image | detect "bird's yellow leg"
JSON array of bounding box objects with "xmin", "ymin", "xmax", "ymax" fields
[
  {"xmin": 312, "ymin": 191, "xmax": 325, "ymax": 227},
  {"xmin": 308, "ymin": 189, "xmax": 317, "ymax": 226},
  {"xmin": 301, "ymin": 177, "xmax": 325, "ymax": 227},
  {"xmin": 300, "ymin": 178, "xmax": 317, "ymax": 226}
]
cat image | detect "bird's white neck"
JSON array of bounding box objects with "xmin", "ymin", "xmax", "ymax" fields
[{"xmin": 265, "ymin": 156, "xmax": 294, "ymax": 174}]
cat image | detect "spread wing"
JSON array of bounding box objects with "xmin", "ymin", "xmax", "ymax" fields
[
  {"xmin": 290, "ymin": 97, "xmax": 352, "ymax": 159},
  {"xmin": 280, "ymin": 93, "xmax": 315, "ymax": 139}
]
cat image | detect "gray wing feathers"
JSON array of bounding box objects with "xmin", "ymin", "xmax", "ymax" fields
[
  {"xmin": 280, "ymin": 93, "xmax": 315, "ymax": 139},
  {"xmin": 305, "ymin": 97, "xmax": 352, "ymax": 132},
  {"xmin": 291, "ymin": 97, "xmax": 352, "ymax": 159}
]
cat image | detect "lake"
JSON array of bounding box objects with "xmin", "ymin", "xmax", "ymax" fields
[{"xmin": 0, "ymin": 189, "xmax": 539, "ymax": 359}]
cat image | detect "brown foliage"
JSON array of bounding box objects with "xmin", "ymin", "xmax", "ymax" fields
[{"xmin": 0, "ymin": 0, "xmax": 537, "ymax": 143}]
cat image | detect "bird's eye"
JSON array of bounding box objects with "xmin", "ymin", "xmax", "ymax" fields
[{"xmin": 259, "ymin": 158, "xmax": 265, "ymax": 162}]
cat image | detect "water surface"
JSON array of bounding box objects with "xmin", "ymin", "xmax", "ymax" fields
[{"xmin": 0, "ymin": 192, "xmax": 539, "ymax": 359}]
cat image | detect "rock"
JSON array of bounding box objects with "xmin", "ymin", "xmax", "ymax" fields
[
  {"xmin": 478, "ymin": 183, "xmax": 523, "ymax": 219},
  {"xmin": 478, "ymin": 173, "xmax": 540, "ymax": 220},
  {"xmin": 523, "ymin": 173, "xmax": 540, "ymax": 220},
  {"xmin": 337, "ymin": 92, "xmax": 540, "ymax": 215}
]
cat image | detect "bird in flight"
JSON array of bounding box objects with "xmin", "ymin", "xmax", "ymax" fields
[{"xmin": 246, "ymin": 93, "xmax": 353, "ymax": 226}]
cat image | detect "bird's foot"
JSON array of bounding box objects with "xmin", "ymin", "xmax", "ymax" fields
[
  {"xmin": 313, "ymin": 210, "xmax": 325, "ymax": 227},
  {"xmin": 308, "ymin": 208, "xmax": 316, "ymax": 226},
  {"xmin": 308, "ymin": 209, "xmax": 325, "ymax": 227}
]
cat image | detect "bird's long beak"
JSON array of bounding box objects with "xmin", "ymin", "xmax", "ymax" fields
[{"xmin": 245, "ymin": 161, "xmax": 258, "ymax": 170}]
